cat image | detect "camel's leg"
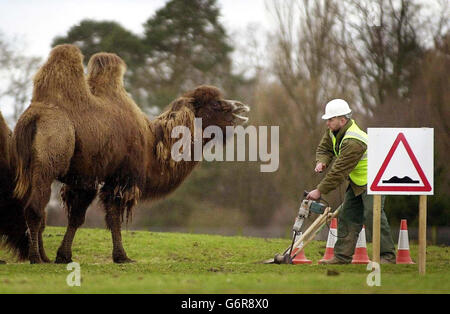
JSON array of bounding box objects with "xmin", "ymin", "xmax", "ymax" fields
[
  {"xmin": 104, "ymin": 204, "xmax": 135, "ymax": 263},
  {"xmin": 25, "ymin": 208, "xmax": 43, "ymax": 264},
  {"xmin": 100, "ymin": 185, "xmax": 137, "ymax": 264},
  {"xmin": 38, "ymin": 212, "xmax": 51, "ymax": 263},
  {"xmin": 18, "ymin": 113, "xmax": 75, "ymax": 264},
  {"xmin": 55, "ymin": 186, "xmax": 97, "ymax": 264},
  {"xmin": 25, "ymin": 181, "xmax": 52, "ymax": 264}
]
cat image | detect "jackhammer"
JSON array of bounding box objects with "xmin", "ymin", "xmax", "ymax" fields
[{"xmin": 263, "ymin": 191, "xmax": 339, "ymax": 264}]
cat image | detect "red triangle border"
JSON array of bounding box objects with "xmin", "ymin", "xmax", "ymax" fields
[{"xmin": 370, "ymin": 132, "xmax": 431, "ymax": 192}]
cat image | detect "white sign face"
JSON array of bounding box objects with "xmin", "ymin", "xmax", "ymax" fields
[{"xmin": 367, "ymin": 128, "xmax": 433, "ymax": 195}]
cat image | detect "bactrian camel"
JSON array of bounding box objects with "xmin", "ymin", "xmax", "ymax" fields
[{"xmin": 10, "ymin": 44, "xmax": 249, "ymax": 263}]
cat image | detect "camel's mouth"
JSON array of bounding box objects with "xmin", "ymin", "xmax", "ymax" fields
[{"xmin": 228, "ymin": 100, "xmax": 250, "ymax": 125}]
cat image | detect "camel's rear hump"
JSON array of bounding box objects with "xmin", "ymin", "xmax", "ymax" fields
[{"xmin": 32, "ymin": 44, "xmax": 90, "ymax": 104}]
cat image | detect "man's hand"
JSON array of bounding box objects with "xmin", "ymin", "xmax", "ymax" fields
[
  {"xmin": 315, "ymin": 162, "xmax": 326, "ymax": 173},
  {"xmin": 306, "ymin": 189, "xmax": 321, "ymax": 201}
]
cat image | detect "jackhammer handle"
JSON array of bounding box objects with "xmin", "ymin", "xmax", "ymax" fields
[{"xmin": 303, "ymin": 190, "xmax": 330, "ymax": 207}]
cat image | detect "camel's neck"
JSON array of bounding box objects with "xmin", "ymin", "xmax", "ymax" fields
[
  {"xmin": 141, "ymin": 104, "xmax": 201, "ymax": 200},
  {"xmin": 142, "ymin": 156, "xmax": 199, "ymax": 200}
]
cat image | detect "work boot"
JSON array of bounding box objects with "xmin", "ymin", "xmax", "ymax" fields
[
  {"xmin": 319, "ymin": 257, "xmax": 350, "ymax": 265},
  {"xmin": 380, "ymin": 255, "xmax": 396, "ymax": 264}
]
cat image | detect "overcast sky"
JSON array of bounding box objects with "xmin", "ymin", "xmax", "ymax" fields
[{"xmin": 0, "ymin": 0, "xmax": 273, "ymax": 59}]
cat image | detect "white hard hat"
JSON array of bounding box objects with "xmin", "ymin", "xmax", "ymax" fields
[{"xmin": 321, "ymin": 99, "xmax": 352, "ymax": 120}]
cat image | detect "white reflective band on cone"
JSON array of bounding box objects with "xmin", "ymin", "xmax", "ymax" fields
[
  {"xmin": 398, "ymin": 230, "xmax": 410, "ymax": 250},
  {"xmin": 326, "ymin": 228, "xmax": 338, "ymax": 248},
  {"xmin": 355, "ymin": 227, "xmax": 367, "ymax": 248}
]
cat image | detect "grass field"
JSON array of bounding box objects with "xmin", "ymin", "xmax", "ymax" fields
[{"xmin": 0, "ymin": 226, "xmax": 449, "ymax": 294}]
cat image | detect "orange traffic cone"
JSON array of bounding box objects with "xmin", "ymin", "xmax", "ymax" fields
[
  {"xmin": 396, "ymin": 219, "xmax": 415, "ymax": 264},
  {"xmin": 351, "ymin": 225, "xmax": 370, "ymax": 264},
  {"xmin": 291, "ymin": 233, "xmax": 312, "ymax": 264},
  {"xmin": 319, "ymin": 218, "xmax": 338, "ymax": 264}
]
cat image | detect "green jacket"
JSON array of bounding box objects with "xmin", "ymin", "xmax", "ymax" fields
[{"xmin": 316, "ymin": 119, "xmax": 367, "ymax": 196}]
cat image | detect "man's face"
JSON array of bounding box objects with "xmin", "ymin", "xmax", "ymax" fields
[{"xmin": 326, "ymin": 116, "xmax": 346, "ymax": 132}]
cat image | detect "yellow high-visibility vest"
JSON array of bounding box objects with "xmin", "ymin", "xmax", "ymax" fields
[{"xmin": 330, "ymin": 120, "xmax": 368, "ymax": 186}]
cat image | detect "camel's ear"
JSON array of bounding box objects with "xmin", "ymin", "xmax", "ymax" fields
[
  {"xmin": 184, "ymin": 85, "xmax": 222, "ymax": 108},
  {"xmin": 170, "ymin": 98, "xmax": 189, "ymax": 112}
]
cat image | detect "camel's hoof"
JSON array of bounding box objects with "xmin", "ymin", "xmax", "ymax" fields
[
  {"xmin": 113, "ymin": 257, "xmax": 136, "ymax": 264},
  {"xmin": 55, "ymin": 255, "xmax": 73, "ymax": 264},
  {"xmin": 29, "ymin": 257, "xmax": 43, "ymax": 264},
  {"xmin": 41, "ymin": 256, "xmax": 52, "ymax": 263}
]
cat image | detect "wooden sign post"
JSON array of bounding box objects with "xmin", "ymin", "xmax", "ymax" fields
[
  {"xmin": 418, "ymin": 195, "xmax": 427, "ymax": 274},
  {"xmin": 368, "ymin": 128, "xmax": 433, "ymax": 275},
  {"xmin": 372, "ymin": 195, "xmax": 381, "ymax": 266}
]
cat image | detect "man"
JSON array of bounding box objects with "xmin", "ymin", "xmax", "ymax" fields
[{"xmin": 307, "ymin": 99, "xmax": 396, "ymax": 264}]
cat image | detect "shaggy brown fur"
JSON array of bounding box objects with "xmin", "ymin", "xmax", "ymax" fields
[
  {"xmin": 0, "ymin": 111, "xmax": 11, "ymax": 180},
  {"xmin": 0, "ymin": 111, "xmax": 29, "ymax": 261},
  {"xmin": 11, "ymin": 45, "xmax": 249, "ymax": 264}
]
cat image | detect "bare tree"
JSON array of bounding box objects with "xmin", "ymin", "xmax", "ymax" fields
[
  {"xmin": 0, "ymin": 33, "xmax": 41, "ymax": 123},
  {"xmin": 338, "ymin": 0, "xmax": 442, "ymax": 117},
  {"xmin": 264, "ymin": 0, "xmax": 355, "ymax": 205},
  {"xmin": 269, "ymin": 0, "xmax": 353, "ymax": 131}
]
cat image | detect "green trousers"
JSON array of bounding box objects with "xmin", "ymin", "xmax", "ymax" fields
[{"xmin": 334, "ymin": 187, "xmax": 396, "ymax": 263}]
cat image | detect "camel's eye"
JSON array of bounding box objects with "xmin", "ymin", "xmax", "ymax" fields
[{"xmin": 211, "ymin": 102, "xmax": 221, "ymax": 110}]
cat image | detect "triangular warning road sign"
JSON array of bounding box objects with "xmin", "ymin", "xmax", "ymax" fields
[{"xmin": 370, "ymin": 132, "xmax": 431, "ymax": 192}]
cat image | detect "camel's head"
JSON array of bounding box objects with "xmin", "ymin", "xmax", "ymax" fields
[{"xmin": 185, "ymin": 85, "xmax": 250, "ymax": 132}]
